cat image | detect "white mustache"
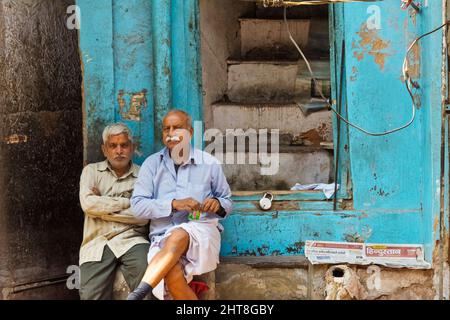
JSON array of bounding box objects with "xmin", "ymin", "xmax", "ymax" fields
[{"xmin": 166, "ymin": 136, "xmax": 181, "ymax": 142}]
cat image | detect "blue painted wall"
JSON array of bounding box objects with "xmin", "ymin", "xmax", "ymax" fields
[
  {"xmin": 78, "ymin": 0, "xmax": 202, "ymax": 163},
  {"xmin": 79, "ymin": 1, "xmax": 447, "ymax": 264}
]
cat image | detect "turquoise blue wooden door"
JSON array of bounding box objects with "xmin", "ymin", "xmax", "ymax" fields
[
  {"xmin": 333, "ymin": 2, "xmax": 444, "ymax": 260},
  {"xmin": 220, "ymin": 2, "xmax": 446, "ymax": 259},
  {"xmin": 77, "ymin": 0, "xmax": 203, "ymax": 164}
]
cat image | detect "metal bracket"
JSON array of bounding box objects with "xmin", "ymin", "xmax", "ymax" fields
[
  {"xmin": 445, "ymin": 104, "xmax": 450, "ymax": 114},
  {"xmin": 401, "ymin": 0, "xmax": 421, "ymax": 13}
]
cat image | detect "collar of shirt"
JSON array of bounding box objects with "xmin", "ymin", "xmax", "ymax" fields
[{"xmin": 97, "ymin": 160, "xmax": 139, "ymax": 179}]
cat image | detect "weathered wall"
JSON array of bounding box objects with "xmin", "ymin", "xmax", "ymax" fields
[
  {"xmin": 216, "ymin": 263, "xmax": 309, "ymax": 300},
  {"xmin": 215, "ymin": 262, "xmax": 436, "ymax": 300},
  {"xmin": 0, "ymin": 0, "xmax": 8, "ymax": 294},
  {"xmin": 0, "ymin": 0, "xmax": 83, "ymax": 299}
]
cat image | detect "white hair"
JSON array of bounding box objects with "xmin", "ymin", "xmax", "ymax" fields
[{"xmin": 102, "ymin": 123, "xmax": 133, "ymax": 144}]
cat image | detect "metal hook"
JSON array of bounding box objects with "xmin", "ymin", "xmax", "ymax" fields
[{"xmin": 401, "ymin": 0, "xmax": 421, "ymax": 13}]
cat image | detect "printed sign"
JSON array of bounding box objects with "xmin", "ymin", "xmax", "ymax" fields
[{"xmin": 305, "ymin": 241, "xmax": 430, "ymax": 269}]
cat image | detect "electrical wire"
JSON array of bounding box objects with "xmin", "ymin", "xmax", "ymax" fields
[{"xmin": 283, "ymin": 5, "xmax": 449, "ymax": 136}]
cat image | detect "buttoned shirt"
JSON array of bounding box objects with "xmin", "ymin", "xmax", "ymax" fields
[
  {"xmin": 79, "ymin": 160, "xmax": 149, "ymax": 266},
  {"xmin": 131, "ymin": 147, "xmax": 233, "ymax": 239}
]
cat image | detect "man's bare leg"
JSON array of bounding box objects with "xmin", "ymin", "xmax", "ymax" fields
[
  {"xmin": 127, "ymin": 228, "xmax": 190, "ymax": 300},
  {"xmin": 165, "ymin": 263, "xmax": 198, "ymax": 300}
]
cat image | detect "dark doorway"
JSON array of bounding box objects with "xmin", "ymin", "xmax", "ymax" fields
[{"xmin": 0, "ymin": 0, "xmax": 83, "ymax": 299}]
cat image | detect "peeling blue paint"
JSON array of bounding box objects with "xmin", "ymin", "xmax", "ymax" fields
[
  {"xmin": 221, "ymin": 2, "xmax": 446, "ymax": 261},
  {"xmin": 78, "ymin": 0, "xmax": 202, "ymax": 162}
]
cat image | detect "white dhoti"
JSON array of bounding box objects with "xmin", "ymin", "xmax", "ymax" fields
[{"xmin": 148, "ymin": 219, "xmax": 221, "ymax": 300}]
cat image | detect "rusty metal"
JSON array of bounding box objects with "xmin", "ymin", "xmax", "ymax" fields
[
  {"xmin": 3, "ymin": 134, "xmax": 28, "ymax": 145},
  {"xmin": 8, "ymin": 274, "xmax": 69, "ymax": 294},
  {"xmin": 401, "ymin": 0, "xmax": 421, "ymax": 12}
]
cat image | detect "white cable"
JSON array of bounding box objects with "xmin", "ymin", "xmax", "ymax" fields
[{"xmin": 283, "ymin": 6, "xmax": 447, "ymax": 136}]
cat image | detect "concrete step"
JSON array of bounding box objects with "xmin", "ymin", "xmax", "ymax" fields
[
  {"xmin": 206, "ymin": 139, "xmax": 334, "ymax": 154},
  {"xmin": 220, "ymin": 256, "xmax": 309, "ymax": 268},
  {"xmin": 254, "ymin": 2, "xmax": 329, "ymax": 20},
  {"xmin": 218, "ymin": 150, "xmax": 333, "ymax": 191},
  {"xmin": 298, "ymin": 59, "xmax": 330, "ymax": 79},
  {"xmin": 216, "ymin": 256, "xmax": 311, "ymax": 300},
  {"xmin": 212, "ymin": 102, "xmax": 333, "ymax": 142},
  {"xmin": 113, "ymin": 269, "xmax": 215, "ymax": 300},
  {"xmin": 307, "ymin": 19, "xmax": 330, "ymax": 56},
  {"xmin": 227, "ymin": 59, "xmax": 330, "ymax": 103},
  {"xmin": 227, "ymin": 60, "xmax": 298, "ymax": 103},
  {"xmin": 296, "ymin": 59, "xmax": 331, "ymax": 98},
  {"xmin": 239, "ymin": 18, "xmax": 310, "ymax": 59}
]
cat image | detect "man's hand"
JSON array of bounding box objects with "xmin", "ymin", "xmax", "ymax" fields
[
  {"xmin": 201, "ymin": 198, "xmax": 220, "ymax": 214},
  {"xmin": 172, "ymin": 198, "xmax": 201, "ymax": 212},
  {"xmin": 92, "ymin": 186, "xmax": 101, "ymax": 196}
]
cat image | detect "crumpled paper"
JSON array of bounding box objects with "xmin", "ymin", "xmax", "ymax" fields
[{"xmin": 290, "ymin": 183, "xmax": 339, "ymax": 199}]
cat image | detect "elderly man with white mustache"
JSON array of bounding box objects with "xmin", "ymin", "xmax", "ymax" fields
[{"xmin": 127, "ymin": 109, "xmax": 232, "ymax": 300}]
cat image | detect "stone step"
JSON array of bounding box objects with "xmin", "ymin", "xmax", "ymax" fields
[
  {"xmin": 212, "ymin": 102, "xmax": 333, "ymax": 142},
  {"xmin": 296, "ymin": 59, "xmax": 331, "ymax": 98},
  {"xmin": 205, "ymin": 130, "xmax": 333, "ymax": 153},
  {"xmin": 227, "ymin": 59, "xmax": 331, "ymax": 103},
  {"xmin": 218, "ymin": 150, "xmax": 333, "ymax": 191},
  {"xmin": 307, "ymin": 19, "xmax": 330, "ymax": 56},
  {"xmin": 254, "ymin": 2, "xmax": 329, "ymax": 20},
  {"xmin": 216, "ymin": 256, "xmax": 311, "ymax": 300},
  {"xmin": 221, "ymin": 256, "xmax": 309, "ymax": 268},
  {"xmin": 227, "ymin": 60, "xmax": 298, "ymax": 103},
  {"xmin": 239, "ymin": 18, "xmax": 310, "ymax": 59},
  {"xmin": 297, "ymin": 59, "xmax": 330, "ymax": 79},
  {"xmin": 113, "ymin": 269, "xmax": 215, "ymax": 300}
]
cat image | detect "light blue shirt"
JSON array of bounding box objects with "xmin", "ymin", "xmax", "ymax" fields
[{"xmin": 131, "ymin": 147, "xmax": 233, "ymax": 239}]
